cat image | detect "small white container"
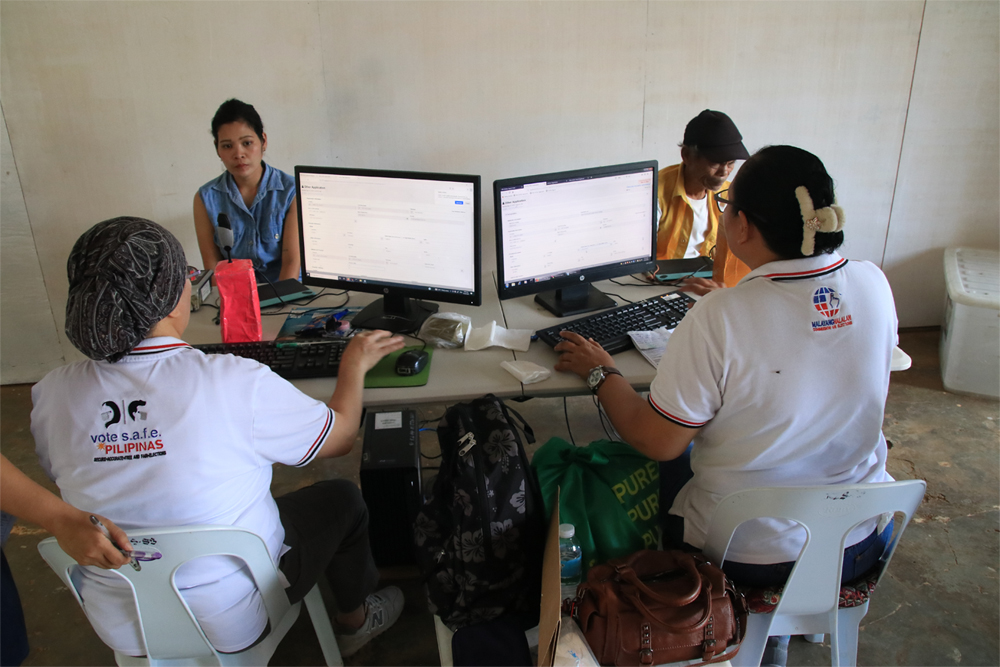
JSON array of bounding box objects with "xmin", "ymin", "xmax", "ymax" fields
[{"xmin": 940, "ymin": 247, "xmax": 1000, "ymax": 398}]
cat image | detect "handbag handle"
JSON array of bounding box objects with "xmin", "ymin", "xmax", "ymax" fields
[
  {"xmin": 627, "ymin": 578, "xmax": 714, "ymax": 632},
  {"xmin": 614, "ymin": 551, "xmax": 714, "ymax": 632},
  {"xmin": 613, "ymin": 551, "xmax": 703, "ymax": 607}
]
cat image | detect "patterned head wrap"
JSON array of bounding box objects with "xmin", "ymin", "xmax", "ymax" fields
[{"xmin": 65, "ymin": 217, "xmax": 187, "ymax": 362}]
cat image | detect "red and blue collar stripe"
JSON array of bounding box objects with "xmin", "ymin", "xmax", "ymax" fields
[
  {"xmin": 759, "ymin": 257, "xmax": 848, "ymax": 282},
  {"xmin": 128, "ymin": 342, "xmax": 193, "ymax": 357}
]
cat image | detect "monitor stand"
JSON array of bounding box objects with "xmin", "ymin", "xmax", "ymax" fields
[
  {"xmin": 351, "ymin": 294, "xmax": 439, "ymax": 334},
  {"xmin": 534, "ymin": 284, "xmax": 617, "ymax": 318}
]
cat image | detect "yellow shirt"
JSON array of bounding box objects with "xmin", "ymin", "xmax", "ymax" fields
[
  {"xmin": 712, "ymin": 223, "xmax": 750, "ymax": 288},
  {"xmin": 656, "ymin": 163, "xmax": 750, "ymax": 287}
]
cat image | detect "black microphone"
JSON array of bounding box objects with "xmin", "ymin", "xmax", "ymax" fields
[{"xmin": 217, "ymin": 213, "xmax": 234, "ymax": 262}]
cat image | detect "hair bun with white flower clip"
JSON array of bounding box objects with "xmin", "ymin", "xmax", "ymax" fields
[{"xmin": 795, "ymin": 186, "xmax": 845, "ymax": 256}]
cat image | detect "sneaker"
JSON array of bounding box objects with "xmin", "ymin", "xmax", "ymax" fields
[{"xmin": 336, "ymin": 586, "xmax": 404, "ymax": 657}]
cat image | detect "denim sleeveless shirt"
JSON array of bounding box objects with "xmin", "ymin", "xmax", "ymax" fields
[{"xmin": 198, "ymin": 163, "xmax": 295, "ymax": 283}]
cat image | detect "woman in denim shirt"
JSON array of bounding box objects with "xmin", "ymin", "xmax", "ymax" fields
[{"xmin": 194, "ymin": 99, "xmax": 299, "ymax": 284}]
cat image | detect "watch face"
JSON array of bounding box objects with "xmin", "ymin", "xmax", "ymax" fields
[{"xmin": 587, "ymin": 367, "xmax": 604, "ymax": 389}]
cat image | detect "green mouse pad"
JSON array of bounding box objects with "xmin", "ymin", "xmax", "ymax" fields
[{"xmin": 364, "ymin": 346, "xmax": 433, "ymax": 388}]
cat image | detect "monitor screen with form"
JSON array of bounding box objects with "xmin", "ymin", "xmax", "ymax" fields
[
  {"xmin": 494, "ymin": 161, "xmax": 657, "ymax": 316},
  {"xmin": 296, "ymin": 166, "xmax": 481, "ymax": 333}
]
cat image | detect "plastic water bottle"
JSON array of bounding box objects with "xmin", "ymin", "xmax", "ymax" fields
[{"xmin": 559, "ymin": 523, "xmax": 583, "ymax": 601}]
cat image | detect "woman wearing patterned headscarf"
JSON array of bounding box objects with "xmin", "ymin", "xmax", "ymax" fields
[
  {"xmin": 31, "ymin": 217, "xmax": 406, "ymax": 658},
  {"xmin": 64, "ymin": 216, "xmax": 188, "ymax": 362}
]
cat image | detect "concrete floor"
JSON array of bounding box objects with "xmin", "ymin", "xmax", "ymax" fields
[{"xmin": 1, "ymin": 328, "xmax": 997, "ymax": 666}]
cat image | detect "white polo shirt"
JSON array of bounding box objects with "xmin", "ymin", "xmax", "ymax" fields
[
  {"xmin": 31, "ymin": 337, "xmax": 334, "ymax": 654},
  {"xmin": 648, "ymin": 252, "xmax": 896, "ymax": 563}
]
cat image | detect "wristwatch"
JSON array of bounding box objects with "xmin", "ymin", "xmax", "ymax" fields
[{"xmin": 587, "ymin": 365, "xmax": 622, "ymax": 394}]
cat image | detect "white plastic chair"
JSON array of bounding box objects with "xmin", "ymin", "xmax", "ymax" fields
[
  {"xmin": 37, "ymin": 525, "xmax": 342, "ymax": 666},
  {"xmin": 702, "ymin": 480, "xmax": 925, "ymax": 667}
]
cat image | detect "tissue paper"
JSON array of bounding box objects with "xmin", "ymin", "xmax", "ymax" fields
[
  {"xmin": 465, "ymin": 320, "xmax": 532, "ymax": 352},
  {"xmin": 500, "ymin": 360, "xmax": 551, "ymax": 384}
]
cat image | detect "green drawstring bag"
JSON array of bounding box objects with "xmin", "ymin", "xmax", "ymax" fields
[{"xmin": 531, "ymin": 438, "xmax": 661, "ymax": 574}]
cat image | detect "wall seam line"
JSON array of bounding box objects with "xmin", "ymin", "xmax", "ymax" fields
[
  {"xmin": 0, "ymin": 100, "xmax": 67, "ymax": 371},
  {"xmin": 315, "ymin": 1, "xmax": 332, "ymax": 162},
  {"xmin": 640, "ymin": 0, "xmax": 650, "ymax": 152},
  {"xmin": 883, "ymin": 0, "xmax": 928, "ymax": 269}
]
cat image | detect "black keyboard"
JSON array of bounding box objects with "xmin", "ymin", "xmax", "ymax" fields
[
  {"xmin": 192, "ymin": 340, "xmax": 346, "ymax": 379},
  {"xmin": 535, "ymin": 292, "xmax": 696, "ymax": 355}
]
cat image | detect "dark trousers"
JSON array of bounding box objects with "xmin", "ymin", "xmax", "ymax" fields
[
  {"xmin": 275, "ymin": 479, "xmax": 380, "ymax": 612},
  {"xmin": 1, "ymin": 550, "xmax": 29, "ymax": 666},
  {"xmin": 659, "ymin": 447, "xmax": 890, "ymax": 589}
]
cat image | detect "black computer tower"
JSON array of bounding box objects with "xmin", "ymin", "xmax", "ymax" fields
[{"xmin": 360, "ymin": 409, "xmax": 422, "ymax": 566}]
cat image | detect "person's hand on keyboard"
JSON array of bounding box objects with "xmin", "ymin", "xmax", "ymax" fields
[
  {"xmin": 677, "ymin": 277, "xmax": 725, "ymax": 296},
  {"xmin": 341, "ymin": 330, "xmax": 407, "ymax": 374},
  {"xmin": 553, "ymin": 331, "xmax": 616, "ymax": 380}
]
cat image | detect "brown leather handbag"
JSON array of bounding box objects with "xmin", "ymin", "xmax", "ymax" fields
[{"xmin": 575, "ymin": 550, "xmax": 747, "ymax": 666}]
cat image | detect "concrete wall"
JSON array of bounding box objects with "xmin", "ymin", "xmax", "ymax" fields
[
  {"xmin": 2, "ymin": 1, "xmax": 998, "ymax": 383},
  {"xmin": 1, "ymin": 105, "xmax": 65, "ymax": 382},
  {"xmin": 883, "ymin": 0, "xmax": 1000, "ymax": 326}
]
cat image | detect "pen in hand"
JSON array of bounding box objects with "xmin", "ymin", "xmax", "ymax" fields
[{"xmin": 90, "ymin": 515, "xmax": 140, "ymax": 571}]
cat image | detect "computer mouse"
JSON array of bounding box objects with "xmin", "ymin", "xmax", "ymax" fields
[{"xmin": 395, "ymin": 349, "xmax": 429, "ymax": 376}]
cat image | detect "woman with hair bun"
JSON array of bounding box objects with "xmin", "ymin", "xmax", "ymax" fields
[
  {"xmin": 193, "ymin": 98, "xmax": 299, "ymax": 283},
  {"xmin": 555, "ymin": 145, "xmax": 896, "ymax": 594}
]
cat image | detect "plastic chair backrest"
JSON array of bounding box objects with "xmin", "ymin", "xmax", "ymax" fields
[
  {"xmin": 702, "ymin": 480, "xmax": 926, "ymax": 617},
  {"xmin": 37, "ymin": 525, "xmax": 293, "ymax": 663}
]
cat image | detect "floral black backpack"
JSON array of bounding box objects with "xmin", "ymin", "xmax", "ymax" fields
[{"xmin": 413, "ymin": 394, "xmax": 545, "ymax": 630}]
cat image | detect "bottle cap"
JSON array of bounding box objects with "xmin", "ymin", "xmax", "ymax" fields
[{"xmin": 558, "ymin": 523, "xmax": 575, "ymax": 539}]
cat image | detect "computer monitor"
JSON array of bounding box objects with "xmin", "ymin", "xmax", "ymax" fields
[
  {"xmin": 295, "ymin": 166, "xmax": 481, "ymax": 333},
  {"xmin": 494, "ymin": 160, "xmax": 658, "ymax": 317}
]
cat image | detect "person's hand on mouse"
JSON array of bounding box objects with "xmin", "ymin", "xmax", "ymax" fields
[
  {"xmin": 341, "ymin": 330, "xmax": 406, "ymax": 374},
  {"xmin": 553, "ymin": 331, "xmax": 615, "ymax": 380}
]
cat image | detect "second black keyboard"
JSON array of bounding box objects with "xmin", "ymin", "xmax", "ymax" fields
[
  {"xmin": 192, "ymin": 340, "xmax": 346, "ymax": 379},
  {"xmin": 534, "ymin": 292, "xmax": 696, "ymax": 355}
]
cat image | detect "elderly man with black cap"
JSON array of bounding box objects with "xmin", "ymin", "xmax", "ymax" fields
[
  {"xmin": 656, "ymin": 109, "xmax": 752, "ymax": 292},
  {"xmin": 30, "ymin": 217, "xmax": 407, "ymax": 658}
]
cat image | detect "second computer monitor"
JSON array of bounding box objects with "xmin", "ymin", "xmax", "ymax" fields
[
  {"xmin": 494, "ymin": 161, "xmax": 658, "ymax": 317},
  {"xmin": 296, "ymin": 166, "xmax": 481, "ymax": 333}
]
